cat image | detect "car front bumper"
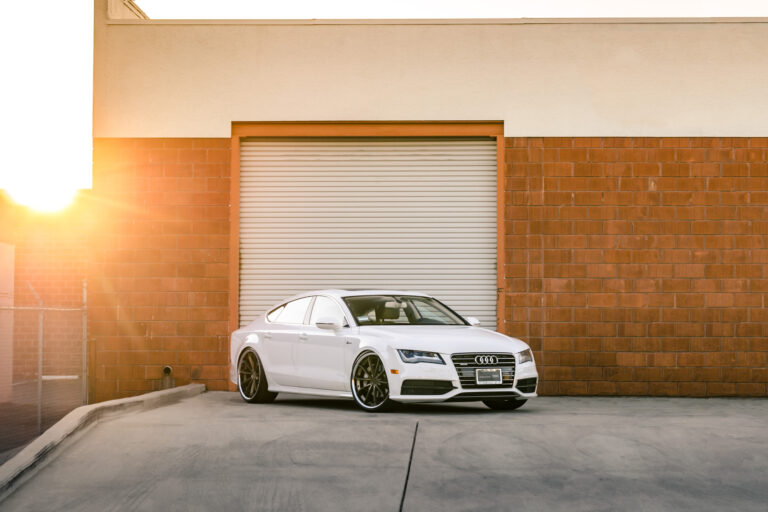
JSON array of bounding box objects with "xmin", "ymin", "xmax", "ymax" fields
[{"xmin": 386, "ymin": 350, "xmax": 539, "ymax": 403}]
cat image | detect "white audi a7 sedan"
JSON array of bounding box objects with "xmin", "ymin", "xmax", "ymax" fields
[{"xmin": 230, "ymin": 290, "xmax": 538, "ymax": 412}]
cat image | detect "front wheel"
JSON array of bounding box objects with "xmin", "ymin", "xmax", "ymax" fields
[
  {"xmin": 238, "ymin": 349, "xmax": 277, "ymax": 403},
  {"xmin": 483, "ymin": 398, "xmax": 527, "ymax": 411},
  {"xmin": 351, "ymin": 352, "xmax": 395, "ymax": 412}
]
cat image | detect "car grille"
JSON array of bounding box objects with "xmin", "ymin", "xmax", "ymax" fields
[
  {"xmin": 451, "ymin": 353, "xmax": 515, "ymax": 389},
  {"xmin": 400, "ymin": 379, "xmax": 455, "ymax": 395},
  {"xmin": 516, "ymin": 377, "xmax": 538, "ymax": 393}
]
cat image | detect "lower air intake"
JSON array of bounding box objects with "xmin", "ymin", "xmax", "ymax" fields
[
  {"xmin": 400, "ymin": 380, "xmax": 455, "ymax": 395},
  {"xmin": 517, "ymin": 377, "xmax": 538, "ymax": 393}
]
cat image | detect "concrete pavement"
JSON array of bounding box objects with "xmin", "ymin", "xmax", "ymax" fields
[
  {"xmin": 2, "ymin": 392, "xmax": 766, "ymax": 511},
  {"xmin": 0, "ymin": 384, "xmax": 205, "ymax": 501}
]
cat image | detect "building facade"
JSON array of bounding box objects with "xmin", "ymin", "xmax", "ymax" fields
[{"xmin": 6, "ymin": 0, "xmax": 768, "ymax": 401}]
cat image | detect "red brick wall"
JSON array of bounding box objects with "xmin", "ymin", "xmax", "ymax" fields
[
  {"xmin": 89, "ymin": 139, "xmax": 231, "ymax": 401},
  {"xmin": 504, "ymin": 137, "xmax": 768, "ymax": 396}
]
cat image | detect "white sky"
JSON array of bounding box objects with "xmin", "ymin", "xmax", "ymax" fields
[
  {"xmin": 137, "ymin": 0, "xmax": 768, "ymax": 19},
  {"xmin": 0, "ymin": 1, "xmax": 92, "ymax": 210}
]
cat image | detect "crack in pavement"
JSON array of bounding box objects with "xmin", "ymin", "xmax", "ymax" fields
[{"xmin": 399, "ymin": 421, "xmax": 419, "ymax": 512}]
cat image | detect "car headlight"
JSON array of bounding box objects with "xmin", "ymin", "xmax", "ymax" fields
[
  {"xmin": 397, "ymin": 349, "xmax": 445, "ymax": 365},
  {"xmin": 517, "ymin": 349, "xmax": 534, "ymax": 364}
]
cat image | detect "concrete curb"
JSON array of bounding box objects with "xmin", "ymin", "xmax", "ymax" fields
[{"xmin": 0, "ymin": 383, "xmax": 206, "ymax": 502}]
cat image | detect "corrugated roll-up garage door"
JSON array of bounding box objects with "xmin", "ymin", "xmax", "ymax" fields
[{"xmin": 239, "ymin": 137, "xmax": 498, "ymax": 329}]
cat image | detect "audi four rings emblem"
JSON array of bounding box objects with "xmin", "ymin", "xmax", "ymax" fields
[{"xmin": 475, "ymin": 355, "xmax": 499, "ymax": 365}]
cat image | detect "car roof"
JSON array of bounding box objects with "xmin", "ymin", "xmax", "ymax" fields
[{"xmin": 282, "ymin": 289, "xmax": 431, "ymax": 302}]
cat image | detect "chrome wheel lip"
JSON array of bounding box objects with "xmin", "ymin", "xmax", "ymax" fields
[
  {"xmin": 238, "ymin": 350, "xmax": 260, "ymax": 400},
  {"xmin": 351, "ymin": 352, "xmax": 389, "ymax": 409}
]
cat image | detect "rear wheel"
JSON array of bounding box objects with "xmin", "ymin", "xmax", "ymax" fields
[
  {"xmin": 351, "ymin": 352, "xmax": 394, "ymax": 412},
  {"xmin": 238, "ymin": 349, "xmax": 277, "ymax": 403},
  {"xmin": 483, "ymin": 398, "xmax": 527, "ymax": 411}
]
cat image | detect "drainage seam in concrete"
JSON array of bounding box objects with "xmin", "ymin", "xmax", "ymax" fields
[{"xmin": 399, "ymin": 421, "xmax": 419, "ymax": 512}]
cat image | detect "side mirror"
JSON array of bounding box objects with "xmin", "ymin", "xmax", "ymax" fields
[
  {"xmin": 315, "ymin": 316, "xmax": 343, "ymax": 331},
  {"xmin": 466, "ymin": 317, "xmax": 481, "ymax": 326}
]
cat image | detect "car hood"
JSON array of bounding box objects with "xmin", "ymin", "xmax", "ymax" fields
[{"xmin": 356, "ymin": 325, "xmax": 530, "ymax": 355}]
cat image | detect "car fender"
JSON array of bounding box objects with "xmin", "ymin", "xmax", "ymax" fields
[
  {"xmin": 230, "ymin": 330, "xmax": 268, "ymax": 384},
  {"xmin": 350, "ymin": 339, "xmax": 399, "ymax": 388}
]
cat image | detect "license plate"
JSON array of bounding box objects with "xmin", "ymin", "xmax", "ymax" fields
[{"xmin": 475, "ymin": 368, "xmax": 502, "ymax": 385}]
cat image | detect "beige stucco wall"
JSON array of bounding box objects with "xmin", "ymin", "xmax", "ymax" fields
[{"xmin": 94, "ymin": 1, "xmax": 768, "ymax": 137}]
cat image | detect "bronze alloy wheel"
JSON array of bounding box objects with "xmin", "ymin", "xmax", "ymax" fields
[
  {"xmin": 351, "ymin": 352, "xmax": 393, "ymax": 412},
  {"xmin": 238, "ymin": 349, "xmax": 277, "ymax": 404}
]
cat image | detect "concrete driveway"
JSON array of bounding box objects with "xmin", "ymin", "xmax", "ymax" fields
[{"xmin": 2, "ymin": 392, "xmax": 766, "ymax": 512}]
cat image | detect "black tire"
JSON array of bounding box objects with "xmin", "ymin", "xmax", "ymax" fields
[
  {"xmin": 483, "ymin": 398, "xmax": 527, "ymax": 411},
  {"xmin": 238, "ymin": 349, "xmax": 278, "ymax": 404},
  {"xmin": 351, "ymin": 351, "xmax": 395, "ymax": 412}
]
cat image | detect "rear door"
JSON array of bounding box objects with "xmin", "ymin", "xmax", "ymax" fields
[
  {"xmin": 293, "ymin": 296, "xmax": 350, "ymax": 391},
  {"xmin": 262, "ymin": 296, "xmax": 312, "ymax": 387}
]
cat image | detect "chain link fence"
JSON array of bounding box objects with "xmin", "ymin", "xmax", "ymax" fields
[{"xmin": 0, "ymin": 281, "xmax": 87, "ymax": 463}]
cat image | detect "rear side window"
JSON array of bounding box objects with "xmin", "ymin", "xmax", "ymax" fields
[{"xmin": 274, "ymin": 297, "xmax": 312, "ymax": 324}]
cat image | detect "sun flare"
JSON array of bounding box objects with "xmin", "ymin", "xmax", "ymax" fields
[{"xmin": 4, "ymin": 185, "xmax": 80, "ymax": 213}]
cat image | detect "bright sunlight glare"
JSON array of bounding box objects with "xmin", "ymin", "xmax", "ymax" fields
[
  {"xmin": 0, "ymin": 2, "xmax": 92, "ymax": 213},
  {"xmin": 4, "ymin": 187, "xmax": 80, "ymax": 214}
]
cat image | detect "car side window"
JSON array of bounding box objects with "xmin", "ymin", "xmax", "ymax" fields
[
  {"xmin": 275, "ymin": 297, "xmax": 312, "ymax": 324},
  {"xmin": 266, "ymin": 305, "xmax": 284, "ymax": 322},
  {"xmin": 309, "ymin": 296, "xmax": 347, "ymax": 326}
]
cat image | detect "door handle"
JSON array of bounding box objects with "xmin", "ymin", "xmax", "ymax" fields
[
  {"xmin": 298, "ymin": 333, "xmax": 308, "ymax": 341},
  {"xmin": 263, "ymin": 333, "xmax": 272, "ymax": 340}
]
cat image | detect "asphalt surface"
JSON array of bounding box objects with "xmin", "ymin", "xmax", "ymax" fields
[{"xmin": 2, "ymin": 392, "xmax": 767, "ymax": 512}]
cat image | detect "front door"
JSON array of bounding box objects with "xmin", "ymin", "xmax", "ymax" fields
[{"xmin": 293, "ymin": 296, "xmax": 349, "ymax": 391}]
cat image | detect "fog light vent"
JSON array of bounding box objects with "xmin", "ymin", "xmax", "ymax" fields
[
  {"xmin": 517, "ymin": 377, "xmax": 537, "ymax": 393},
  {"xmin": 401, "ymin": 379, "xmax": 454, "ymax": 395}
]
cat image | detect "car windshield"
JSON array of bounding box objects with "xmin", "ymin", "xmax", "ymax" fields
[{"xmin": 343, "ymin": 295, "xmax": 467, "ymax": 326}]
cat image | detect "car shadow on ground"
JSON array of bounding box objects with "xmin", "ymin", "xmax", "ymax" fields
[
  {"xmin": 261, "ymin": 395, "xmax": 531, "ymax": 415},
  {"xmin": 220, "ymin": 391, "xmax": 533, "ymax": 415}
]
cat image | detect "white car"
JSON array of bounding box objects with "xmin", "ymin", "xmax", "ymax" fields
[{"xmin": 229, "ymin": 290, "xmax": 538, "ymax": 412}]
